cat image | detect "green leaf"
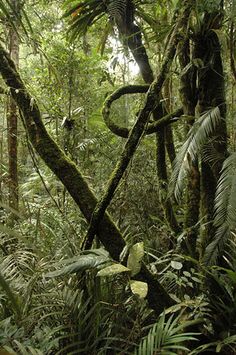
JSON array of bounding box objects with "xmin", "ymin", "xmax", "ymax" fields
[
  {"xmin": 169, "ymin": 106, "xmax": 222, "ymax": 202},
  {"xmin": 45, "ymin": 250, "xmax": 109, "ymax": 278},
  {"xmin": 0, "ymin": 272, "xmax": 21, "ymax": 319},
  {"xmin": 134, "ymin": 313, "xmax": 198, "ymax": 355},
  {"xmin": 171, "ymin": 261, "xmax": 183, "ymax": 270},
  {"xmin": 130, "ymin": 280, "xmax": 148, "ymax": 298},
  {"xmin": 97, "ymin": 263, "xmax": 130, "ymax": 277},
  {"xmin": 127, "ymin": 242, "xmax": 144, "ymax": 276},
  {"xmin": 204, "ymin": 153, "xmax": 236, "ymax": 265}
]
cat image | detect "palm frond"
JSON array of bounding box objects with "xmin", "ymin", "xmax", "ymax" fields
[
  {"xmin": 45, "ymin": 248, "xmax": 110, "ymax": 278},
  {"xmin": 134, "ymin": 313, "xmax": 198, "ymax": 355},
  {"xmin": 204, "ymin": 152, "xmax": 236, "ymax": 265},
  {"xmin": 107, "ymin": 0, "xmax": 127, "ymax": 22},
  {"xmin": 169, "ymin": 107, "xmax": 222, "ymax": 202},
  {"xmin": 4, "ymin": 341, "xmax": 43, "ymax": 355},
  {"xmin": 63, "ymin": 0, "xmax": 106, "ymax": 39},
  {"xmin": 0, "ymin": 271, "xmax": 21, "ymax": 319}
]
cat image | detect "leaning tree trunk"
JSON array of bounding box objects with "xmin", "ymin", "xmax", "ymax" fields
[
  {"xmin": 84, "ymin": 2, "xmax": 193, "ymax": 249},
  {"xmin": 6, "ymin": 0, "xmax": 20, "ymax": 214},
  {"xmin": 105, "ymin": 0, "xmax": 180, "ymax": 233},
  {"xmin": 0, "ymin": 44, "xmax": 174, "ymax": 314}
]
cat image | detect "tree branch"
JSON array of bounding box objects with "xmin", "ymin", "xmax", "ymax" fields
[
  {"xmin": 0, "ymin": 44, "xmax": 174, "ymax": 314},
  {"xmin": 83, "ymin": 1, "xmax": 195, "ymax": 250},
  {"xmin": 102, "ymin": 84, "xmax": 183, "ymax": 137}
]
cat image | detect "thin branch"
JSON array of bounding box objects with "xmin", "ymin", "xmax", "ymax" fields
[
  {"xmin": 0, "ymin": 44, "xmax": 174, "ymax": 314},
  {"xmin": 102, "ymin": 84, "xmax": 183, "ymax": 137},
  {"xmin": 83, "ymin": 1, "xmax": 195, "ymax": 250}
]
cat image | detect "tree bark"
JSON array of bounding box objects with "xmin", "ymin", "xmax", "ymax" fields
[
  {"xmin": 195, "ymin": 9, "xmax": 227, "ymax": 255},
  {"xmin": 84, "ymin": 1, "xmax": 196, "ymax": 248},
  {"xmin": 179, "ymin": 39, "xmax": 200, "ymax": 257},
  {"xmin": 0, "ymin": 44, "xmax": 174, "ymax": 314},
  {"xmin": 7, "ymin": 0, "xmax": 20, "ymax": 213}
]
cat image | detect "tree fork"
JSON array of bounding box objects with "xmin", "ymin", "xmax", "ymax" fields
[
  {"xmin": 0, "ymin": 44, "xmax": 174, "ymax": 314},
  {"xmin": 102, "ymin": 84, "xmax": 183, "ymax": 138},
  {"xmin": 83, "ymin": 1, "xmax": 195, "ymax": 249},
  {"xmin": 115, "ymin": 0, "xmax": 179, "ymax": 232}
]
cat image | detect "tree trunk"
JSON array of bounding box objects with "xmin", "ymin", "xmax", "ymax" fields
[
  {"xmin": 195, "ymin": 9, "xmax": 227, "ymax": 254},
  {"xmin": 110, "ymin": 0, "xmax": 179, "ymax": 233},
  {"xmin": 0, "ymin": 44, "xmax": 174, "ymax": 314},
  {"xmin": 179, "ymin": 39, "xmax": 200, "ymax": 257},
  {"xmin": 7, "ymin": 0, "xmax": 20, "ymax": 214}
]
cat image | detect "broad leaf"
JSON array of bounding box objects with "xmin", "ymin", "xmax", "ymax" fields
[
  {"xmin": 45, "ymin": 249, "xmax": 110, "ymax": 278},
  {"xmin": 97, "ymin": 263, "xmax": 130, "ymax": 277},
  {"xmin": 171, "ymin": 261, "xmax": 183, "ymax": 270},
  {"xmin": 127, "ymin": 242, "xmax": 144, "ymax": 276},
  {"xmin": 130, "ymin": 280, "xmax": 148, "ymax": 298}
]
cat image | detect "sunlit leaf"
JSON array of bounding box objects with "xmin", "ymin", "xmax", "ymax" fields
[
  {"xmin": 97, "ymin": 263, "xmax": 130, "ymax": 277},
  {"xmin": 171, "ymin": 261, "xmax": 183, "ymax": 270},
  {"xmin": 127, "ymin": 242, "xmax": 144, "ymax": 276},
  {"xmin": 130, "ymin": 280, "xmax": 148, "ymax": 298}
]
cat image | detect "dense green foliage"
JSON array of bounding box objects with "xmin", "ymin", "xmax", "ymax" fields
[{"xmin": 0, "ymin": 0, "xmax": 236, "ymax": 354}]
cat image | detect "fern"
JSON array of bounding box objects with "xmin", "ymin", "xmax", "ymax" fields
[
  {"xmin": 4, "ymin": 341, "xmax": 43, "ymax": 355},
  {"xmin": 204, "ymin": 152, "xmax": 236, "ymax": 265},
  {"xmin": 169, "ymin": 106, "xmax": 222, "ymax": 202},
  {"xmin": 107, "ymin": 0, "xmax": 127, "ymax": 22},
  {"xmin": 135, "ymin": 313, "xmax": 198, "ymax": 355}
]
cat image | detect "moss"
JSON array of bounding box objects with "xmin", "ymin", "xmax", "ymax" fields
[
  {"xmin": 178, "ymin": 39, "xmax": 200, "ymax": 256},
  {"xmin": 84, "ymin": 0, "xmax": 194, "ymax": 253},
  {"xmin": 195, "ymin": 25, "xmax": 227, "ymax": 253},
  {"xmin": 0, "ymin": 44, "xmax": 176, "ymax": 314}
]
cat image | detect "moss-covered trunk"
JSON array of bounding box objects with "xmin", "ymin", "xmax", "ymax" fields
[
  {"xmin": 179, "ymin": 39, "xmax": 200, "ymax": 256},
  {"xmin": 0, "ymin": 44, "xmax": 174, "ymax": 314},
  {"xmin": 84, "ymin": 0, "xmax": 194, "ymax": 247},
  {"xmin": 6, "ymin": 0, "xmax": 20, "ymax": 214},
  {"xmin": 195, "ymin": 10, "xmax": 227, "ymax": 253},
  {"xmin": 116, "ymin": 0, "xmax": 178, "ymax": 231}
]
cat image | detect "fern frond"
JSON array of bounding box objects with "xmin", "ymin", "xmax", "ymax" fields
[
  {"xmin": 169, "ymin": 106, "xmax": 222, "ymax": 202},
  {"xmin": 107, "ymin": 0, "xmax": 127, "ymax": 22},
  {"xmin": 63, "ymin": 0, "xmax": 106, "ymax": 39},
  {"xmin": 204, "ymin": 153, "xmax": 236, "ymax": 265},
  {"xmin": 134, "ymin": 313, "xmax": 198, "ymax": 355}
]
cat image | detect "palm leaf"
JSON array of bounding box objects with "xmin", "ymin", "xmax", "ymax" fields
[
  {"xmin": 204, "ymin": 152, "xmax": 236, "ymax": 265},
  {"xmin": 63, "ymin": 0, "xmax": 106, "ymax": 38},
  {"xmin": 0, "ymin": 271, "xmax": 21, "ymax": 319},
  {"xmin": 45, "ymin": 248, "xmax": 110, "ymax": 278},
  {"xmin": 169, "ymin": 106, "xmax": 222, "ymax": 202},
  {"xmin": 135, "ymin": 313, "xmax": 198, "ymax": 355},
  {"xmin": 0, "ymin": 0, "xmax": 33, "ymax": 38}
]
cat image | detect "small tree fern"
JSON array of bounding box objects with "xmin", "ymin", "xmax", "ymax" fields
[
  {"xmin": 169, "ymin": 106, "xmax": 222, "ymax": 202},
  {"xmin": 204, "ymin": 152, "xmax": 236, "ymax": 265}
]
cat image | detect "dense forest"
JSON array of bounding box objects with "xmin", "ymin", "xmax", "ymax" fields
[{"xmin": 0, "ymin": 0, "xmax": 236, "ymax": 353}]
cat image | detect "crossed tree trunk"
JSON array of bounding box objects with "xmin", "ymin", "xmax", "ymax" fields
[{"xmin": 0, "ymin": 1, "xmax": 194, "ymax": 314}]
